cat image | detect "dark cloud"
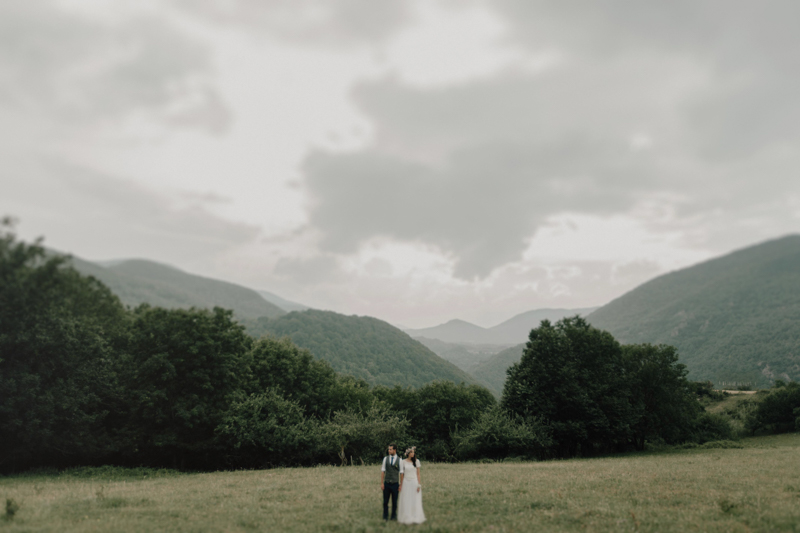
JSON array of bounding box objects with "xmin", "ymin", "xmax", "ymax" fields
[
  {"xmin": 301, "ymin": 1, "xmax": 800, "ymax": 279},
  {"xmin": 304, "ymin": 137, "xmax": 649, "ymax": 278},
  {"xmin": 174, "ymin": 0, "xmax": 414, "ymax": 47},
  {"xmin": 495, "ymin": 0, "xmax": 800, "ymax": 159},
  {"xmin": 0, "ymin": 0, "xmax": 229, "ymax": 132}
]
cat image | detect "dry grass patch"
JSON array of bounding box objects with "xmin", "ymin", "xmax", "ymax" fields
[{"xmin": 1, "ymin": 434, "xmax": 799, "ymax": 532}]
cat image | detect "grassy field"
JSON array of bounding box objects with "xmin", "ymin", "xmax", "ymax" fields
[{"xmin": 2, "ymin": 434, "xmax": 799, "ymax": 532}]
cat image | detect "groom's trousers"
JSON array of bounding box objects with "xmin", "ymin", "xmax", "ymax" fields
[{"xmin": 383, "ymin": 482, "xmax": 399, "ymax": 520}]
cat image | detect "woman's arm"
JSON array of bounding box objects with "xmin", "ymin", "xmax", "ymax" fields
[{"xmin": 416, "ymin": 467, "xmax": 422, "ymax": 491}]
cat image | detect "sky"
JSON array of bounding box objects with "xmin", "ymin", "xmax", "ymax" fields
[{"xmin": 3, "ymin": 0, "xmax": 799, "ymax": 328}]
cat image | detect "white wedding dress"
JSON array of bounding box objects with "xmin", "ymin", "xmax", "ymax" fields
[{"xmin": 397, "ymin": 459, "xmax": 426, "ymax": 525}]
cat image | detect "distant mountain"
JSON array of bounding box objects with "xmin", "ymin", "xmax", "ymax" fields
[
  {"xmin": 69, "ymin": 257, "xmax": 285, "ymax": 320},
  {"xmin": 587, "ymin": 235, "xmax": 800, "ymax": 386},
  {"xmin": 245, "ymin": 310, "xmax": 476, "ymax": 388},
  {"xmin": 405, "ymin": 319, "xmax": 492, "ymax": 344},
  {"xmin": 413, "ymin": 337, "xmax": 506, "ymax": 373},
  {"xmin": 405, "ymin": 307, "xmax": 599, "ymax": 345},
  {"xmin": 487, "ymin": 307, "xmax": 599, "ymax": 344},
  {"xmin": 258, "ymin": 290, "xmax": 310, "ymax": 313},
  {"xmin": 471, "ymin": 343, "xmax": 526, "ymax": 397}
]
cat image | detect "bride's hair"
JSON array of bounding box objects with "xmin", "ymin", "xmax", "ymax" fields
[{"xmin": 405, "ymin": 446, "xmax": 417, "ymax": 467}]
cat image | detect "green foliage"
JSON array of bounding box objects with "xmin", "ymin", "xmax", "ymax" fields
[
  {"xmin": 321, "ymin": 404, "xmax": 409, "ymax": 465},
  {"xmin": 216, "ymin": 389, "xmax": 318, "ymax": 467},
  {"xmin": 588, "ymin": 235, "xmax": 800, "ymax": 386},
  {"xmin": 245, "ymin": 310, "xmax": 475, "ymax": 388},
  {"xmin": 745, "ymin": 381, "xmax": 800, "ymax": 434},
  {"xmin": 689, "ymin": 380, "xmax": 725, "ymax": 401},
  {"xmin": 623, "ymin": 344, "xmax": 703, "ymax": 449},
  {"xmin": 120, "ymin": 306, "xmax": 252, "ymax": 467},
  {"xmin": 374, "ymin": 380, "xmax": 496, "ymax": 460},
  {"xmin": 453, "ymin": 407, "xmax": 553, "ymax": 460},
  {"xmin": 502, "ymin": 317, "xmax": 637, "ymax": 456},
  {"xmin": 691, "ymin": 412, "xmax": 735, "ymax": 443},
  {"xmin": 0, "ymin": 220, "xmax": 127, "ymax": 471}
]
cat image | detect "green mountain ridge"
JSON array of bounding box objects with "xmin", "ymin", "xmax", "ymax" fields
[
  {"xmin": 471, "ymin": 343, "xmax": 526, "ymax": 397},
  {"xmin": 587, "ymin": 234, "xmax": 800, "ymax": 386},
  {"xmin": 68, "ymin": 256, "xmax": 285, "ymax": 320},
  {"xmin": 246, "ymin": 310, "xmax": 477, "ymax": 388}
]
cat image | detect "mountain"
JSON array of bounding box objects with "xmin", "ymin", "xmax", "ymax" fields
[
  {"xmin": 587, "ymin": 235, "xmax": 800, "ymax": 387},
  {"xmin": 413, "ymin": 337, "xmax": 507, "ymax": 373},
  {"xmin": 405, "ymin": 307, "xmax": 599, "ymax": 345},
  {"xmin": 258, "ymin": 290, "xmax": 310, "ymax": 313},
  {"xmin": 405, "ymin": 319, "xmax": 493, "ymax": 344},
  {"xmin": 69, "ymin": 257, "xmax": 285, "ymax": 320},
  {"xmin": 245, "ymin": 310, "xmax": 476, "ymax": 388},
  {"xmin": 471, "ymin": 343, "xmax": 526, "ymax": 397}
]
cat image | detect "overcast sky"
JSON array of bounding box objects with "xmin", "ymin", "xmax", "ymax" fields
[{"xmin": 3, "ymin": 0, "xmax": 799, "ymax": 328}]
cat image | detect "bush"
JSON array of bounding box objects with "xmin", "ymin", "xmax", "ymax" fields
[
  {"xmin": 216, "ymin": 389, "xmax": 318, "ymax": 467},
  {"xmin": 453, "ymin": 408, "xmax": 552, "ymax": 461},
  {"xmin": 692, "ymin": 412, "xmax": 735, "ymax": 443},
  {"xmin": 745, "ymin": 382, "xmax": 800, "ymax": 434}
]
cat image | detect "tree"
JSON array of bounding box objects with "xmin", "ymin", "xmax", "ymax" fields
[
  {"xmin": 245, "ymin": 336, "xmax": 372, "ymax": 419},
  {"xmin": 0, "ymin": 219, "xmax": 127, "ymax": 471},
  {"xmin": 745, "ymin": 381, "xmax": 800, "ymax": 434},
  {"xmin": 501, "ymin": 317, "xmax": 636, "ymax": 457},
  {"xmin": 120, "ymin": 305, "xmax": 252, "ymax": 468},
  {"xmin": 216, "ymin": 389, "xmax": 318, "ymax": 467},
  {"xmin": 321, "ymin": 403, "xmax": 409, "ymax": 465},
  {"xmin": 375, "ymin": 381, "xmax": 496, "ymax": 460},
  {"xmin": 623, "ymin": 344, "xmax": 702, "ymax": 449},
  {"xmin": 452, "ymin": 407, "xmax": 552, "ymax": 460}
]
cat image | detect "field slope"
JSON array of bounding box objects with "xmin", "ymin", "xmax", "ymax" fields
[
  {"xmin": 588, "ymin": 235, "xmax": 800, "ymax": 386},
  {"xmin": 246, "ymin": 310, "xmax": 476, "ymax": 388},
  {"xmin": 2, "ymin": 434, "xmax": 798, "ymax": 532}
]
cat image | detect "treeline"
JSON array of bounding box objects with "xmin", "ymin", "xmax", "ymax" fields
[{"xmin": 2, "ymin": 223, "xmax": 795, "ymax": 474}]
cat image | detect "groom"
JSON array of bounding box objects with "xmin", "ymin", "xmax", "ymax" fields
[{"xmin": 380, "ymin": 443, "xmax": 404, "ymax": 521}]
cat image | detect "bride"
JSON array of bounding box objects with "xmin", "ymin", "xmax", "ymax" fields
[{"xmin": 397, "ymin": 447, "xmax": 426, "ymax": 525}]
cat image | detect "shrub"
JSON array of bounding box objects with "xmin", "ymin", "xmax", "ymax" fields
[
  {"xmin": 453, "ymin": 408, "xmax": 553, "ymax": 461},
  {"xmin": 745, "ymin": 382, "xmax": 800, "ymax": 434},
  {"xmin": 692, "ymin": 412, "xmax": 735, "ymax": 443}
]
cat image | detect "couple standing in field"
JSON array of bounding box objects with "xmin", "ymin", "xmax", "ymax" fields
[{"xmin": 380, "ymin": 443, "xmax": 426, "ymax": 524}]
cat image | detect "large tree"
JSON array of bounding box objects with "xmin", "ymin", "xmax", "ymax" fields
[
  {"xmin": 120, "ymin": 305, "xmax": 252, "ymax": 468},
  {"xmin": 0, "ymin": 220, "xmax": 127, "ymax": 471},
  {"xmin": 501, "ymin": 317, "xmax": 636, "ymax": 457},
  {"xmin": 623, "ymin": 343, "xmax": 701, "ymax": 449}
]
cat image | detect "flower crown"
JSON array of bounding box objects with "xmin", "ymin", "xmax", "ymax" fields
[{"xmin": 404, "ymin": 446, "xmax": 416, "ymax": 456}]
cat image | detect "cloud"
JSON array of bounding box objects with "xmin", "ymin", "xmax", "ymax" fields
[
  {"xmin": 174, "ymin": 0, "xmax": 414, "ymax": 47},
  {"xmin": 300, "ymin": 0, "xmax": 800, "ymax": 280},
  {"xmin": 1, "ymin": 157, "xmax": 260, "ymax": 268},
  {"xmin": 0, "ymin": 0, "xmax": 229, "ymax": 132}
]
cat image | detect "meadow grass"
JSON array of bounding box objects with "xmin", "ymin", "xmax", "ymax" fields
[{"xmin": 2, "ymin": 433, "xmax": 799, "ymax": 532}]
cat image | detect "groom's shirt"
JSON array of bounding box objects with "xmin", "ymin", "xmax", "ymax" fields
[{"xmin": 381, "ymin": 455, "xmax": 405, "ymax": 474}]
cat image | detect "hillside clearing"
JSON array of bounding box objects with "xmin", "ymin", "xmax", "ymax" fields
[{"xmin": 1, "ymin": 434, "xmax": 799, "ymax": 532}]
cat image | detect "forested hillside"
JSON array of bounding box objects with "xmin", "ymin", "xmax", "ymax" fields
[
  {"xmin": 413, "ymin": 337, "xmax": 505, "ymax": 373},
  {"xmin": 246, "ymin": 310, "xmax": 475, "ymax": 388},
  {"xmin": 588, "ymin": 235, "xmax": 800, "ymax": 386},
  {"xmin": 69, "ymin": 257, "xmax": 285, "ymax": 320},
  {"xmin": 471, "ymin": 343, "xmax": 526, "ymax": 397}
]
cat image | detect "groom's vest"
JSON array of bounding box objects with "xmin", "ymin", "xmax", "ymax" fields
[{"xmin": 384, "ymin": 455, "xmax": 401, "ymax": 484}]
